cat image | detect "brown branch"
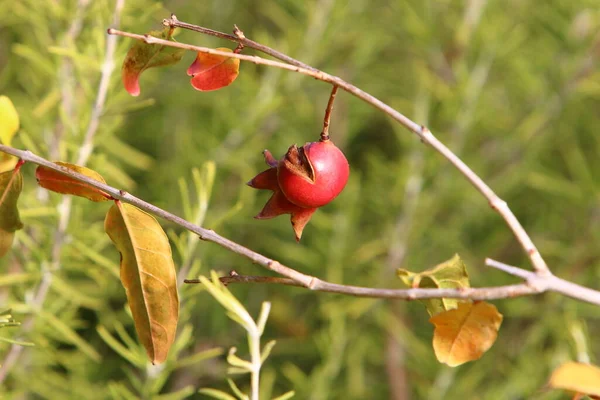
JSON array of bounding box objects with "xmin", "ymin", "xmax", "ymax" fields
[
  {"xmin": 321, "ymin": 86, "xmax": 338, "ymax": 141},
  {"xmin": 1, "ymin": 145, "xmax": 599, "ymax": 304},
  {"xmin": 185, "ymin": 272, "xmax": 301, "ymax": 288},
  {"xmin": 107, "ymin": 19, "xmax": 550, "ymax": 276}
]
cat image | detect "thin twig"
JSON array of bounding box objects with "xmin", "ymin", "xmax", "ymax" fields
[
  {"xmin": 2, "ymin": 145, "xmax": 599, "ymax": 304},
  {"xmin": 106, "ymin": 22, "xmax": 550, "ymax": 276},
  {"xmin": 321, "ymin": 86, "xmax": 338, "ymax": 141},
  {"xmin": 162, "ymin": 15, "xmax": 318, "ymax": 72},
  {"xmin": 186, "ymin": 274, "xmax": 302, "ymax": 288}
]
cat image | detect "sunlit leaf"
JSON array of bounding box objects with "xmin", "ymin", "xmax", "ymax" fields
[
  {"xmin": 0, "ymin": 169, "xmax": 23, "ymax": 258},
  {"xmin": 0, "ymin": 95, "xmax": 19, "ymax": 146},
  {"xmin": 122, "ymin": 27, "xmax": 185, "ymax": 96},
  {"xmin": 187, "ymin": 48, "xmax": 240, "ymax": 91},
  {"xmin": 548, "ymin": 362, "xmax": 600, "ymax": 396},
  {"xmin": 36, "ymin": 162, "xmax": 110, "ymax": 202},
  {"xmin": 397, "ymin": 254, "xmax": 470, "ymax": 316},
  {"xmin": 429, "ymin": 301, "xmax": 503, "ymax": 367},
  {"xmin": 104, "ymin": 202, "xmax": 179, "ymax": 364}
]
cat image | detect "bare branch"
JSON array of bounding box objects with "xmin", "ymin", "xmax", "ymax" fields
[
  {"xmin": 107, "ymin": 21, "xmax": 550, "ymax": 275},
  {"xmin": 2, "ymin": 146, "xmax": 599, "ymax": 304}
]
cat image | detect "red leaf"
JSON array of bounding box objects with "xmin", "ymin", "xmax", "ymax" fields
[
  {"xmin": 187, "ymin": 48, "xmax": 240, "ymax": 91},
  {"xmin": 121, "ymin": 28, "xmax": 185, "ymax": 96}
]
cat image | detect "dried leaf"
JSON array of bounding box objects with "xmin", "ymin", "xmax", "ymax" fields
[
  {"xmin": 0, "ymin": 169, "xmax": 23, "ymax": 256},
  {"xmin": 36, "ymin": 162, "xmax": 110, "ymax": 202},
  {"xmin": 0, "ymin": 95, "xmax": 19, "ymax": 146},
  {"xmin": 122, "ymin": 27, "xmax": 185, "ymax": 96},
  {"xmin": 548, "ymin": 362, "xmax": 600, "ymax": 396},
  {"xmin": 187, "ymin": 48, "xmax": 240, "ymax": 91},
  {"xmin": 105, "ymin": 202, "xmax": 179, "ymax": 364},
  {"xmin": 397, "ymin": 254, "xmax": 470, "ymax": 316},
  {"xmin": 430, "ymin": 301, "xmax": 503, "ymax": 367}
]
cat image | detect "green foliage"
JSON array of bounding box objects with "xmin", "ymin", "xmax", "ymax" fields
[
  {"xmin": 1, "ymin": 0, "xmax": 599, "ymax": 399},
  {"xmin": 397, "ymin": 254, "xmax": 470, "ymax": 316}
]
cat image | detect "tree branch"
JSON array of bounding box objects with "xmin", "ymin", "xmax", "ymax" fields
[
  {"xmin": 107, "ymin": 18, "xmax": 550, "ymax": 276},
  {"xmin": 1, "ymin": 145, "xmax": 599, "ymax": 305}
]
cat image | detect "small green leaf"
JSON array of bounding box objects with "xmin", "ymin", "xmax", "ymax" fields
[
  {"xmin": 198, "ymin": 388, "xmax": 238, "ymax": 400},
  {"xmin": 272, "ymin": 391, "xmax": 296, "ymax": 400},
  {"xmin": 122, "ymin": 27, "xmax": 185, "ymax": 96},
  {"xmin": 0, "ymin": 168, "xmax": 23, "ymax": 258},
  {"xmin": 0, "ymin": 169, "xmax": 23, "ymax": 232},
  {"xmin": 397, "ymin": 254, "xmax": 470, "ymax": 316}
]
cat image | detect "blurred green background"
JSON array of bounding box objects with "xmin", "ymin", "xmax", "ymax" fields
[{"xmin": 1, "ymin": 0, "xmax": 600, "ymax": 398}]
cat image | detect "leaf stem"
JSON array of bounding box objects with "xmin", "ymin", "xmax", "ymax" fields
[{"xmin": 321, "ymin": 86, "xmax": 338, "ymax": 141}]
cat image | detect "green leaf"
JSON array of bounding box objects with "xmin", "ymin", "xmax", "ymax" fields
[
  {"xmin": 104, "ymin": 202, "xmax": 179, "ymax": 365},
  {"xmin": 198, "ymin": 388, "xmax": 238, "ymax": 400},
  {"xmin": 272, "ymin": 391, "xmax": 296, "ymax": 400},
  {"xmin": 38, "ymin": 310, "xmax": 101, "ymax": 362},
  {"xmin": 0, "ymin": 168, "xmax": 23, "ymax": 258},
  {"xmin": 397, "ymin": 254, "xmax": 470, "ymax": 316},
  {"xmin": 0, "ymin": 336, "xmax": 35, "ymax": 346},
  {"xmin": 153, "ymin": 385, "xmax": 195, "ymax": 400},
  {"xmin": 121, "ymin": 27, "xmax": 185, "ymax": 96},
  {"xmin": 0, "ymin": 169, "xmax": 23, "ymax": 232}
]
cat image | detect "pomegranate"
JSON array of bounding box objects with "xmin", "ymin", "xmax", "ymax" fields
[{"xmin": 248, "ymin": 138, "xmax": 349, "ymax": 241}]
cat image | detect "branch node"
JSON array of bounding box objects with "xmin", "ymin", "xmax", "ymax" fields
[{"xmin": 233, "ymin": 25, "xmax": 245, "ymax": 39}]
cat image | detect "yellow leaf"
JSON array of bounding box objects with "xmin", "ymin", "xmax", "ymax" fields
[
  {"xmin": 548, "ymin": 362, "xmax": 600, "ymax": 396},
  {"xmin": 0, "ymin": 95, "xmax": 19, "ymax": 146},
  {"xmin": 105, "ymin": 202, "xmax": 179, "ymax": 364},
  {"xmin": 429, "ymin": 301, "xmax": 503, "ymax": 367},
  {"xmin": 36, "ymin": 162, "xmax": 110, "ymax": 202},
  {"xmin": 398, "ymin": 254, "xmax": 470, "ymax": 316}
]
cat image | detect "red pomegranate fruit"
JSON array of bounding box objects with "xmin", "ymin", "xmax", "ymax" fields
[{"xmin": 248, "ymin": 138, "xmax": 349, "ymax": 241}]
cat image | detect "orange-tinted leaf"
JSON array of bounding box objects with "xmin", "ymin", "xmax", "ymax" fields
[
  {"xmin": 122, "ymin": 28, "xmax": 185, "ymax": 96},
  {"xmin": 548, "ymin": 362, "xmax": 600, "ymax": 396},
  {"xmin": 0, "ymin": 169, "xmax": 23, "ymax": 257},
  {"xmin": 105, "ymin": 202, "xmax": 179, "ymax": 365},
  {"xmin": 36, "ymin": 162, "xmax": 110, "ymax": 202},
  {"xmin": 430, "ymin": 302, "xmax": 503, "ymax": 367},
  {"xmin": 187, "ymin": 48, "xmax": 240, "ymax": 91}
]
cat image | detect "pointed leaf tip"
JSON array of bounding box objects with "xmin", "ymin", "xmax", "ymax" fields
[
  {"xmin": 188, "ymin": 48, "xmax": 240, "ymax": 91},
  {"xmin": 36, "ymin": 162, "xmax": 110, "ymax": 202},
  {"xmin": 105, "ymin": 202, "xmax": 179, "ymax": 364},
  {"xmin": 121, "ymin": 27, "xmax": 185, "ymax": 96}
]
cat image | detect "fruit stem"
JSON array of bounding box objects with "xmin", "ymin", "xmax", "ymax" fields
[{"xmin": 321, "ymin": 85, "xmax": 338, "ymax": 141}]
